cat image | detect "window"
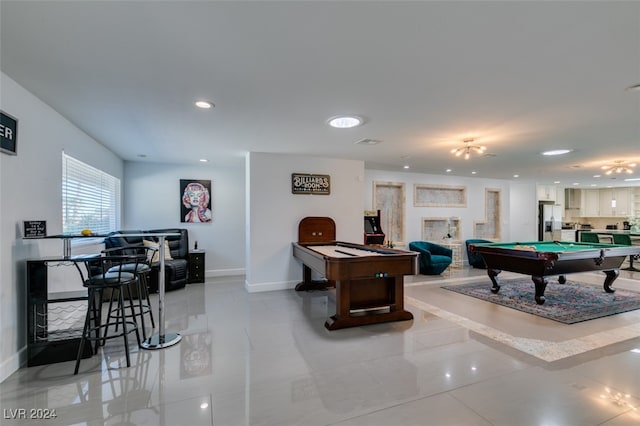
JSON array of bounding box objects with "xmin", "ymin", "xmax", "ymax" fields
[{"xmin": 62, "ymin": 153, "xmax": 121, "ymax": 235}]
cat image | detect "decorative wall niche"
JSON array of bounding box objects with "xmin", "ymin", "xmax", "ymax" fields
[
  {"xmin": 421, "ymin": 217, "xmax": 461, "ymax": 242},
  {"xmin": 373, "ymin": 181, "xmax": 406, "ymax": 246},
  {"xmin": 414, "ymin": 184, "xmax": 467, "ymax": 207},
  {"xmin": 474, "ymin": 188, "xmax": 501, "ymax": 239}
]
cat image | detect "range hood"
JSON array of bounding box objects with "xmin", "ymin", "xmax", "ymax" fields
[{"xmin": 565, "ymin": 188, "xmax": 582, "ymax": 209}]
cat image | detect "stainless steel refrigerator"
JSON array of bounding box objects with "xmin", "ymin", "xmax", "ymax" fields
[{"xmin": 538, "ymin": 203, "xmax": 562, "ymax": 241}]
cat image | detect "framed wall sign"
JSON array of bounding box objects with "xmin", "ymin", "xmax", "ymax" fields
[
  {"xmin": 23, "ymin": 221, "xmax": 47, "ymax": 238},
  {"xmin": 291, "ymin": 173, "xmax": 331, "ymax": 195},
  {"xmin": 1, "ymin": 111, "xmax": 18, "ymax": 155}
]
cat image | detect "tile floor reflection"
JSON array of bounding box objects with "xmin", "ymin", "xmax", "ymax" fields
[{"xmin": 1, "ymin": 265, "xmax": 640, "ymax": 425}]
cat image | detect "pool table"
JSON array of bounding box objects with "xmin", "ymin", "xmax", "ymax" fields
[{"xmin": 468, "ymin": 241, "xmax": 640, "ymax": 305}]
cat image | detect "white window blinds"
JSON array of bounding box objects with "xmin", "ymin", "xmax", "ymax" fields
[{"xmin": 62, "ymin": 153, "xmax": 121, "ymax": 235}]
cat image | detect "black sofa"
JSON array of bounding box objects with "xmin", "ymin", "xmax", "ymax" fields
[{"xmin": 104, "ymin": 229, "xmax": 189, "ymax": 292}]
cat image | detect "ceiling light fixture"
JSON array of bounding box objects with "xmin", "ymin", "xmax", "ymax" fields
[
  {"xmin": 541, "ymin": 149, "xmax": 572, "ymax": 156},
  {"xmin": 327, "ymin": 115, "xmax": 363, "ymax": 129},
  {"xmin": 195, "ymin": 100, "xmax": 214, "ymax": 109},
  {"xmin": 450, "ymin": 138, "xmax": 486, "ymax": 160},
  {"xmin": 601, "ymin": 160, "xmax": 636, "ymax": 175}
]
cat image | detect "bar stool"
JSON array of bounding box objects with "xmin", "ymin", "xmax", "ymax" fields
[
  {"xmin": 74, "ymin": 254, "xmax": 142, "ymax": 375},
  {"xmin": 612, "ymin": 234, "xmax": 639, "ymax": 271},
  {"xmin": 102, "ymin": 246, "xmax": 157, "ymax": 340},
  {"xmin": 580, "ymin": 232, "xmax": 600, "ymax": 243}
]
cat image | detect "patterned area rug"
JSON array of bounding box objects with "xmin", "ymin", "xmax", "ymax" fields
[{"xmin": 441, "ymin": 278, "xmax": 640, "ymax": 324}]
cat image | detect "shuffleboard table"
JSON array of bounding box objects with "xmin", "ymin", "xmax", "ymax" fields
[{"xmin": 292, "ymin": 217, "xmax": 418, "ymax": 330}]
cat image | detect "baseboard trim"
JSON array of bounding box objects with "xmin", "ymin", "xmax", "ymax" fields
[
  {"xmin": 244, "ymin": 279, "xmax": 299, "ymax": 293},
  {"xmin": 206, "ymin": 268, "xmax": 245, "ymax": 278},
  {"xmin": 0, "ymin": 346, "xmax": 25, "ymax": 383}
]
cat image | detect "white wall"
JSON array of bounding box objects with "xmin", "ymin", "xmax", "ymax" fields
[
  {"xmin": 363, "ymin": 169, "xmax": 538, "ymax": 259},
  {"xmin": 246, "ymin": 152, "xmax": 364, "ymax": 292},
  {"xmin": 509, "ymin": 181, "xmax": 538, "ymax": 242},
  {"xmin": 0, "ymin": 73, "xmax": 124, "ymax": 382},
  {"xmin": 123, "ymin": 161, "xmax": 245, "ymax": 276}
]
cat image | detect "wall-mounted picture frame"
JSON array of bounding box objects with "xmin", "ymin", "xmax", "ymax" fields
[
  {"xmin": 291, "ymin": 173, "xmax": 330, "ymax": 195},
  {"xmin": 1, "ymin": 111, "xmax": 18, "ymax": 156},
  {"xmin": 180, "ymin": 179, "xmax": 212, "ymax": 223}
]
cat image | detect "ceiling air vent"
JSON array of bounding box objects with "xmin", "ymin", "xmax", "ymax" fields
[{"xmin": 354, "ymin": 138, "xmax": 382, "ymax": 146}]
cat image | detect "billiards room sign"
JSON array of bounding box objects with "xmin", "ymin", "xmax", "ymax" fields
[
  {"xmin": 1, "ymin": 111, "xmax": 18, "ymax": 156},
  {"xmin": 291, "ymin": 173, "xmax": 331, "ymax": 195}
]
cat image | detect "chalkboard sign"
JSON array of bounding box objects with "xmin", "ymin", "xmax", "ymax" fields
[{"xmin": 23, "ymin": 221, "xmax": 47, "ymax": 238}]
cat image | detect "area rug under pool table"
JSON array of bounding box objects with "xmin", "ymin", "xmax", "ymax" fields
[{"xmin": 441, "ymin": 278, "xmax": 640, "ymax": 324}]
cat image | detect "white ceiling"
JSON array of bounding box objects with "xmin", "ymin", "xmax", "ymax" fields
[{"xmin": 1, "ymin": 1, "xmax": 639, "ymax": 187}]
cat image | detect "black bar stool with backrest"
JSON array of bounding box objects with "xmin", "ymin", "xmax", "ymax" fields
[
  {"xmin": 612, "ymin": 233, "xmax": 639, "ymax": 271},
  {"xmin": 102, "ymin": 246, "xmax": 157, "ymax": 340},
  {"xmin": 74, "ymin": 254, "xmax": 142, "ymax": 375}
]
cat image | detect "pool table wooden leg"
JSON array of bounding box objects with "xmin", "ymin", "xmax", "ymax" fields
[
  {"xmin": 531, "ymin": 276, "xmax": 547, "ymax": 305},
  {"xmin": 487, "ymin": 268, "xmax": 501, "ymax": 294},
  {"xmin": 603, "ymin": 269, "xmax": 618, "ymax": 293}
]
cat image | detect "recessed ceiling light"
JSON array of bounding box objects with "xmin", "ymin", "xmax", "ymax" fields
[
  {"xmin": 327, "ymin": 115, "xmax": 363, "ymax": 129},
  {"xmin": 593, "ymin": 174, "xmax": 601, "ymax": 178},
  {"xmin": 403, "ymin": 165, "xmax": 410, "ymax": 169},
  {"xmin": 195, "ymin": 100, "xmax": 214, "ymax": 109},
  {"xmin": 199, "ymin": 158, "xmax": 209, "ymax": 163},
  {"xmin": 553, "ymin": 181, "xmax": 560, "ymax": 184},
  {"xmin": 471, "ymin": 171, "xmax": 477, "ymax": 175},
  {"xmin": 513, "ymin": 174, "xmax": 519, "ymax": 178},
  {"xmin": 625, "ymin": 177, "xmax": 640, "ymax": 182},
  {"xmin": 446, "ymin": 169, "xmax": 452, "ymax": 173},
  {"xmin": 541, "ymin": 149, "xmax": 572, "ymax": 156}
]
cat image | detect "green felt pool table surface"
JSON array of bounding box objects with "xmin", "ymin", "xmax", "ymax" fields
[
  {"xmin": 478, "ymin": 241, "xmax": 625, "ymax": 253},
  {"xmin": 468, "ymin": 240, "xmax": 640, "ymax": 305}
]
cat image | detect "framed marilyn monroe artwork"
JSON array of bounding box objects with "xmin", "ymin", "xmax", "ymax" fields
[{"xmin": 180, "ymin": 179, "xmax": 212, "ymax": 223}]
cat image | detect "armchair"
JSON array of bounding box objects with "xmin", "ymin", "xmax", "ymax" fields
[
  {"xmin": 465, "ymin": 239, "xmax": 492, "ymax": 269},
  {"xmin": 408, "ymin": 241, "xmax": 452, "ymax": 275}
]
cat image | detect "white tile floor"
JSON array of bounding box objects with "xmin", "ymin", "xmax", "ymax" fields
[{"xmin": 2, "ymin": 264, "xmax": 640, "ymax": 425}]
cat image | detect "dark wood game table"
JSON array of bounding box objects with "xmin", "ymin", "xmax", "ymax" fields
[
  {"xmin": 292, "ymin": 217, "xmax": 418, "ymax": 330},
  {"xmin": 469, "ymin": 240, "xmax": 640, "ymax": 305}
]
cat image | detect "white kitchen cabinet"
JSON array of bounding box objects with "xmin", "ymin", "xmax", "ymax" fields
[
  {"xmin": 560, "ymin": 229, "xmax": 576, "ymax": 242},
  {"xmin": 598, "ymin": 188, "xmax": 632, "ymax": 217},
  {"xmin": 581, "ymin": 189, "xmax": 599, "ymax": 216},
  {"xmin": 537, "ymin": 185, "xmax": 557, "ymax": 202},
  {"xmin": 599, "ymin": 188, "xmax": 613, "ymax": 216},
  {"xmin": 612, "ymin": 187, "xmax": 632, "ymax": 217}
]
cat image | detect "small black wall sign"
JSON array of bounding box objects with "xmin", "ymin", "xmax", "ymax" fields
[
  {"xmin": 1, "ymin": 111, "xmax": 18, "ymax": 155},
  {"xmin": 291, "ymin": 173, "xmax": 331, "ymax": 195},
  {"xmin": 23, "ymin": 221, "xmax": 47, "ymax": 238}
]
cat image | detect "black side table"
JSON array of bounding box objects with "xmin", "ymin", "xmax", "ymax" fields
[{"xmin": 188, "ymin": 251, "xmax": 205, "ymax": 283}]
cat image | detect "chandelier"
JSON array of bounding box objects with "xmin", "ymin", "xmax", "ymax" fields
[
  {"xmin": 450, "ymin": 138, "xmax": 486, "ymax": 159},
  {"xmin": 601, "ymin": 160, "xmax": 636, "ymax": 175}
]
